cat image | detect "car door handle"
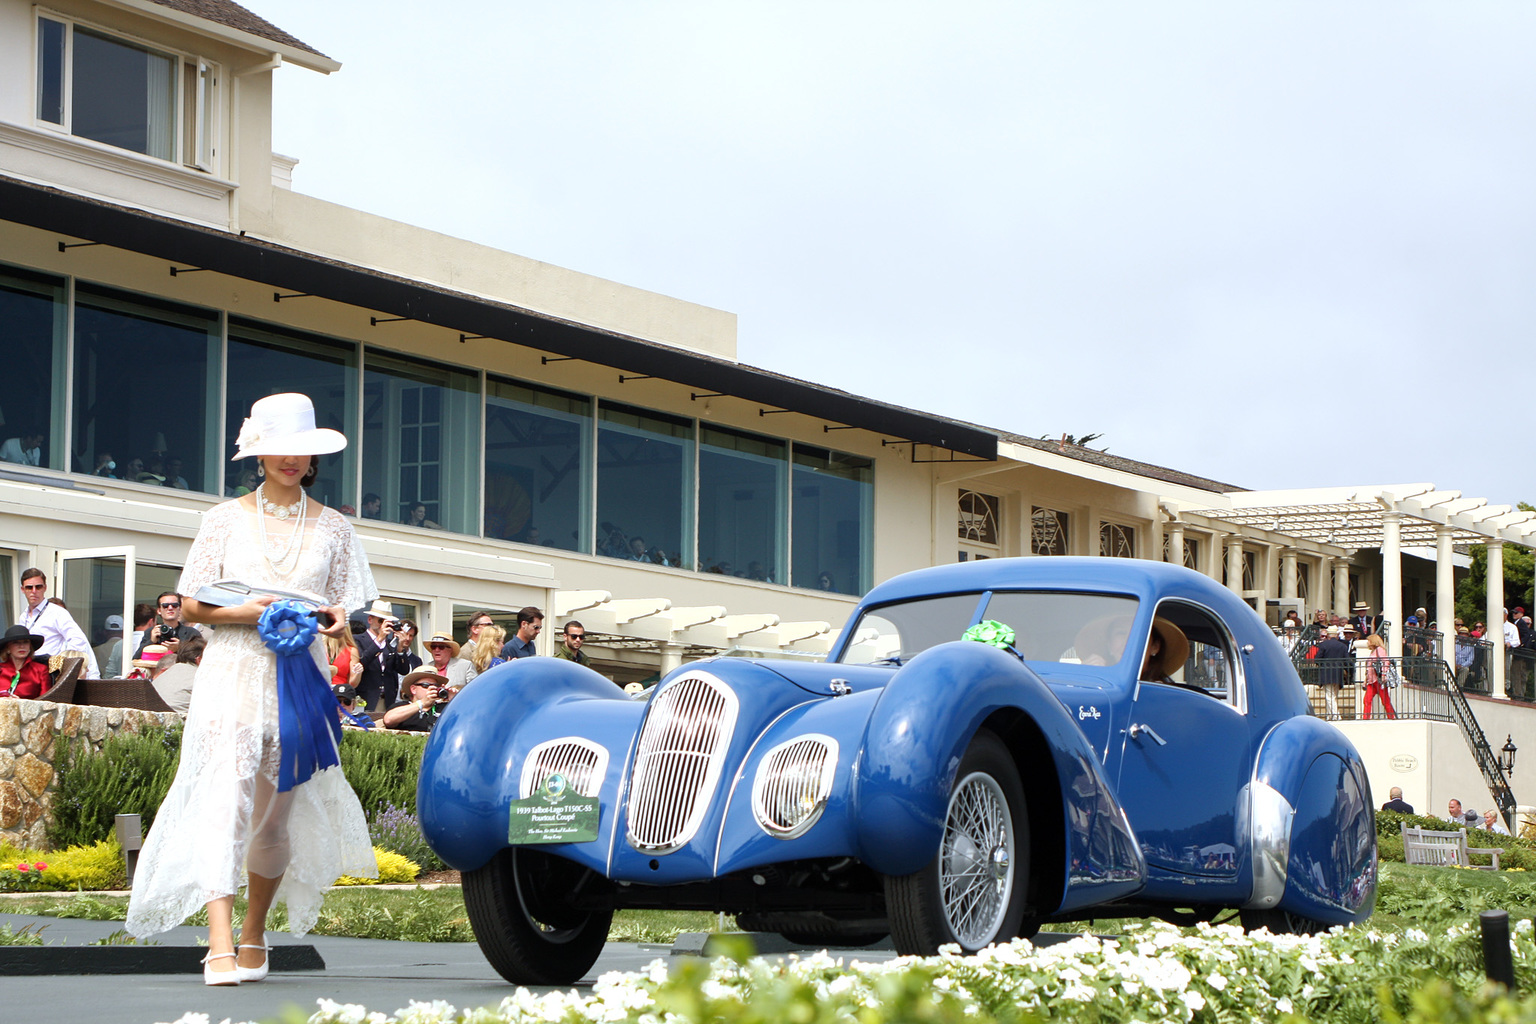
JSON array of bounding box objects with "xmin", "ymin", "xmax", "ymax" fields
[{"xmin": 1128, "ymin": 723, "xmax": 1167, "ymax": 746}]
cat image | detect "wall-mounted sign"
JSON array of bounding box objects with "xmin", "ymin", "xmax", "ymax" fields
[{"xmin": 1390, "ymin": 754, "xmax": 1419, "ymax": 773}]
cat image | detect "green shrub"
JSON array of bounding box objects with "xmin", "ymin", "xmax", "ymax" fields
[
  {"xmin": 338, "ymin": 729, "xmax": 427, "ymax": 817},
  {"xmin": 1377, "ymin": 809, "xmax": 1535, "ymax": 869},
  {"xmin": 45, "ymin": 723, "xmax": 182, "ymax": 849},
  {"xmin": 367, "ymin": 802, "xmax": 445, "ymax": 873}
]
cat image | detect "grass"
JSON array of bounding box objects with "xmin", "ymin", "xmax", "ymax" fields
[{"xmin": 0, "ymin": 888, "xmax": 730, "ymax": 944}]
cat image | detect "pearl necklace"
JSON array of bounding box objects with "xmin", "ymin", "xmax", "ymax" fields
[
  {"xmin": 256, "ymin": 484, "xmax": 307, "ymax": 577},
  {"xmin": 257, "ymin": 483, "xmax": 303, "ymax": 521}
]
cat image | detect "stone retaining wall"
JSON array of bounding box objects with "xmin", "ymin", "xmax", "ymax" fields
[{"xmin": 0, "ymin": 700, "xmax": 180, "ymax": 849}]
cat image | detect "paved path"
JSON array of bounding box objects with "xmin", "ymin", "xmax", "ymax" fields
[{"xmin": 0, "ymin": 913, "xmax": 903, "ymax": 1024}]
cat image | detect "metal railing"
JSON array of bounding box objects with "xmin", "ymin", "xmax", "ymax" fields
[
  {"xmin": 1508, "ymin": 648, "xmax": 1536, "ymax": 703},
  {"xmin": 1455, "ymin": 637, "xmax": 1494, "ymax": 695}
]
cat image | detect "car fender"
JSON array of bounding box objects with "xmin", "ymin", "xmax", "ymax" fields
[
  {"xmin": 853, "ymin": 640, "xmax": 1145, "ymax": 911},
  {"xmin": 1248, "ymin": 716, "xmax": 1377, "ymax": 923},
  {"xmin": 418, "ymin": 657, "xmax": 640, "ymax": 872}
]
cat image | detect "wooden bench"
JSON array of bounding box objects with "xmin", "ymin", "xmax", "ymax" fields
[{"xmin": 1401, "ymin": 823, "xmax": 1503, "ymax": 870}]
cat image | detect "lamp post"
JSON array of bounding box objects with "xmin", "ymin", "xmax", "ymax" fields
[{"xmin": 1499, "ymin": 734, "xmax": 1518, "ymax": 775}]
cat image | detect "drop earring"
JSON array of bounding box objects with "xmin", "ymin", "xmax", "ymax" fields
[{"xmin": 257, "ymin": 463, "xmax": 265, "ymax": 478}]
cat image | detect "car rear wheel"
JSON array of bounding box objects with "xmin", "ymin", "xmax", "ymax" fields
[
  {"xmin": 1239, "ymin": 908, "xmax": 1327, "ymax": 935},
  {"xmin": 462, "ymin": 847, "xmax": 613, "ymax": 985},
  {"xmin": 885, "ymin": 730, "xmax": 1029, "ymax": 954}
]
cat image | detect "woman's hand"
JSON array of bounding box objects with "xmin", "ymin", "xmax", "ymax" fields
[
  {"xmin": 348, "ymin": 656, "xmax": 363, "ymax": 686},
  {"xmin": 317, "ymin": 605, "xmax": 348, "ymax": 637}
]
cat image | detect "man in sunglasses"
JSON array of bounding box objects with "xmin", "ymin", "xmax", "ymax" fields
[
  {"xmin": 553, "ymin": 620, "xmax": 591, "ymax": 667},
  {"xmin": 17, "ymin": 567, "xmax": 99, "ymax": 678},
  {"xmin": 134, "ymin": 591, "xmax": 200, "ymax": 659}
]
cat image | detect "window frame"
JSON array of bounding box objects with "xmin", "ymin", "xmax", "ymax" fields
[
  {"xmin": 33, "ymin": 9, "xmax": 221, "ymax": 173},
  {"xmin": 1148, "ymin": 597, "xmax": 1249, "ymax": 714}
]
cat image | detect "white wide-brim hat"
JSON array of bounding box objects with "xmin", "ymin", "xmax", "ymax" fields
[{"xmin": 232, "ymin": 393, "xmax": 348, "ymax": 461}]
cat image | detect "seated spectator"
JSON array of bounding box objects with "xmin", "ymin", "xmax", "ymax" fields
[
  {"xmin": 332, "ymin": 683, "xmax": 374, "ymax": 730},
  {"xmin": 382, "ymin": 669, "xmax": 452, "ymax": 731},
  {"xmin": 92, "ymin": 450, "xmax": 118, "ymax": 478},
  {"xmin": 425, "ymin": 632, "xmax": 477, "ymax": 690},
  {"xmin": 469, "ymin": 624, "xmax": 506, "ymax": 676},
  {"xmin": 0, "ymin": 624, "xmax": 48, "ymax": 699},
  {"xmin": 0, "ymin": 431, "xmax": 43, "ymax": 466},
  {"xmin": 402, "ymin": 501, "xmax": 441, "ymax": 529},
  {"xmin": 360, "ymin": 492, "xmax": 382, "ymax": 520},
  {"xmin": 105, "ymin": 603, "xmax": 156, "ymax": 678},
  {"xmin": 93, "ymin": 613, "xmax": 123, "ymax": 672},
  {"xmin": 165, "ymin": 457, "xmax": 189, "ymax": 489},
  {"xmin": 152, "ymin": 635, "xmax": 203, "ymax": 713},
  {"xmin": 230, "ymin": 467, "xmax": 258, "ymax": 497},
  {"xmin": 136, "ymin": 456, "xmax": 168, "ymax": 486},
  {"xmin": 1483, "ymin": 808, "xmax": 1512, "ymax": 837},
  {"xmin": 127, "ymin": 644, "xmax": 171, "ymax": 680}
]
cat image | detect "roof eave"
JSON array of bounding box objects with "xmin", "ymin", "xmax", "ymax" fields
[{"xmin": 97, "ymin": 0, "xmax": 341, "ymax": 74}]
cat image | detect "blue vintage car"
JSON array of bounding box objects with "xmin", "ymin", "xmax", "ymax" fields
[{"xmin": 418, "ymin": 557, "xmax": 1376, "ymax": 984}]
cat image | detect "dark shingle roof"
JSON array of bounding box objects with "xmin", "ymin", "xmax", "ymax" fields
[
  {"xmin": 997, "ymin": 431, "xmax": 1246, "ymax": 494},
  {"xmin": 147, "ymin": 0, "xmax": 329, "ymax": 59}
]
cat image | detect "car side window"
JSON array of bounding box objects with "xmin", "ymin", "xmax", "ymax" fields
[{"xmin": 1153, "ymin": 600, "xmax": 1238, "ymax": 704}]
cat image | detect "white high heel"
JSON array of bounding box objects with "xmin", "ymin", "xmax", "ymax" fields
[
  {"xmin": 235, "ymin": 944, "xmax": 270, "ymax": 983},
  {"xmin": 202, "ymin": 950, "xmax": 240, "ymax": 986}
]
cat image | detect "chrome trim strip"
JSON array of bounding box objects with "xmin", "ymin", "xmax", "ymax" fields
[{"xmin": 1246, "ymin": 777, "xmax": 1294, "ymax": 909}]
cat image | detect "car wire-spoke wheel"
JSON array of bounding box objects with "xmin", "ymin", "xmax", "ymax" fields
[
  {"xmin": 940, "ymin": 771, "xmax": 1015, "ymax": 947},
  {"xmin": 885, "ymin": 729, "xmax": 1030, "ymax": 954}
]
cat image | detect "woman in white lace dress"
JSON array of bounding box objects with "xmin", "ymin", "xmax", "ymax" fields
[{"xmin": 126, "ymin": 394, "xmax": 377, "ymax": 984}]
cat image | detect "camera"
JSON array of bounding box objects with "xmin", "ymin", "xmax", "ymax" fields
[{"xmin": 157, "ymin": 624, "xmax": 176, "ymax": 642}]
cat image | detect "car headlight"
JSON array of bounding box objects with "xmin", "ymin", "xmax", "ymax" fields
[{"xmin": 752, "ymin": 734, "xmax": 838, "ymax": 839}]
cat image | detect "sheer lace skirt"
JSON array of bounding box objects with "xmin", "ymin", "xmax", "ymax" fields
[{"xmin": 125, "ymin": 625, "xmax": 376, "ymax": 938}]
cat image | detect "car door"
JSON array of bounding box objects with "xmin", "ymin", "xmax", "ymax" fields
[{"xmin": 1112, "ymin": 600, "xmax": 1250, "ymax": 886}]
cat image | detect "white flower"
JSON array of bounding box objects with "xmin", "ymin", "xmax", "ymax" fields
[
  {"xmin": 1182, "ymin": 990, "xmax": 1207, "ymax": 1011},
  {"xmin": 1406, "ymin": 928, "xmax": 1429, "ymax": 942},
  {"xmin": 156, "ymin": 1015, "xmax": 212, "ymax": 1024},
  {"xmin": 1062, "ymin": 983, "xmax": 1096, "ymax": 1002},
  {"xmin": 1276, "ymin": 997, "xmax": 1295, "ymax": 1014},
  {"xmin": 235, "ymin": 417, "xmax": 263, "ymax": 452},
  {"xmin": 1208, "ymin": 972, "xmax": 1228, "ymax": 991}
]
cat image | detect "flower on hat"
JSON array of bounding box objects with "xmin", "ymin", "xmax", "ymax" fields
[{"xmin": 235, "ymin": 416, "xmax": 263, "ymax": 453}]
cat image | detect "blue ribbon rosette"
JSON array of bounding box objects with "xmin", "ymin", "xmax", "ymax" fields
[{"xmin": 258, "ymin": 600, "xmax": 343, "ymax": 791}]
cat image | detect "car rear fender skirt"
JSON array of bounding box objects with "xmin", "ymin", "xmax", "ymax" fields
[
  {"xmin": 853, "ymin": 641, "xmax": 1145, "ymax": 910},
  {"xmin": 419, "ymin": 657, "xmax": 637, "ymax": 872}
]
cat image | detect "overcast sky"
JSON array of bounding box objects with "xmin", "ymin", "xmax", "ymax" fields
[{"xmin": 254, "ymin": 1, "xmax": 1536, "ymax": 509}]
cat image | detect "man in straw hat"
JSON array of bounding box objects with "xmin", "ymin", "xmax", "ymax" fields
[
  {"xmin": 424, "ymin": 630, "xmax": 478, "ymax": 691},
  {"xmin": 382, "ymin": 669, "xmax": 453, "ymax": 732},
  {"xmin": 357, "ymin": 598, "xmax": 407, "ymax": 711}
]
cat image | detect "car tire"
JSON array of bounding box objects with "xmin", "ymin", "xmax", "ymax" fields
[
  {"xmin": 885, "ymin": 729, "xmax": 1030, "ymax": 954},
  {"xmin": 462, "ymin": 847, "xmax": 614, "ymax": 985},
  {"xmin": 1239, "ymin": 908, "xmax": 1327, "ymax": 936}
]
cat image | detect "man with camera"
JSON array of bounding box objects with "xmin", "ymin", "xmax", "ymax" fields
[
  {"xmin": 133, "ymin": 591, "xmax": 199, "ymax": 658},
  {"xmin": 357, "ymin": 598, "xmax": 409, "ymax": 711},
  {"xmin": 381, "ymin": 669, "xmax": 453, "ymax": 732}
]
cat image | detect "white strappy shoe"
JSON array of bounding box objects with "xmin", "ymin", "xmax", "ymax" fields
[
  {"xmin": 202, "ymin": 950, "xmax": 240, "ymax": 986},
  {"xmin": 235, "ymin": 943, "xmax": 270, "ymax": 983}
]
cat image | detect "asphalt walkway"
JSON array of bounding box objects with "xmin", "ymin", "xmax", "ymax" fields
[{"xmin": 0, "ymin": 912, "xmax": 903, "ymax": 1024}]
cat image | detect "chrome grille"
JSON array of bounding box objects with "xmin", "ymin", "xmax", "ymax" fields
[
  {"xmin": 752, "ymin": 735, "xmax": 838, "ymax": 838},
  {"xmin": 625, "ymin": 672, "xmax": 739, "ymax": 853},
  {"xmin": 520, "ymin": 738, "xmax": 608, "ymax": 799}
]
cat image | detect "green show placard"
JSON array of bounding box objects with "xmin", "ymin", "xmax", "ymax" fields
[{"xmin": 508, "ymin": 773, "xmax": 600, "ymax": 844}]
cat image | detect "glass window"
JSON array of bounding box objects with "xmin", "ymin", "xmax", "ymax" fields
[
  {"xmin": 698, "ymin": 426, "xmax": 785, "ymax": 582},
  {"xmin": 837, "ymin": 593, "xmax": 984, "ymax": 666},
  {"xmin": 1100, "ymin": 521, "xmax": 1136, "ymax": 558},
  {"xmin": 73, "ymin": 28, "xmax": 177, "ymax": 161},
  {"xmin": 73, "ymin": 284, "xmax": 218, "ymax": 491},
  {"xmin": 485, "ymin": 378, "xmax": 590, "ymax": 550},
  {"xmin": 791, "ymin": 445, "xmax": 872, "ymax": 595},
  {"xmin": 452, "ymin": 604, "xmax": 516, "ymax": 648},
  {"xmin": 959, "ymin": 490, "xmax": 1000, "ymax": 545},
  {"xmin": 36, "ymin": 18, "xmax": 65, "ymax": 124},
  {"xmin": 363, "ymin": 351, "xmax": 480, "ymax": 535},
  {"xmin": 1032, "ymin": 507, "xmax": 1070, "ymax": 556},
  {"xmin": 0, "ymin": 264, "xmax": 67, "ymax": 471},
  {"xmin": 596, "ymin": 402, "xmax": 693, "ymax": 567},
  {"xmin": 1183, "ymin": 537, "xmax": 1200, "ymax": 571},
  {"xmin": 227, "ymin": 319, "xmax": 358, "ymax": 509},
  {"xmin": 981, "ymin": 591, "xmax": 1143, "ymax": 666}
]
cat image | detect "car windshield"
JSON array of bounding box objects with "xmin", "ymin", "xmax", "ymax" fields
[{"xmin": 836, "ymin": 590, "xmax": 1141, "ymax": 668}]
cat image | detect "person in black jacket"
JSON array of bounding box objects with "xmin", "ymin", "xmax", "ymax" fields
[
  {"xmin": 356, "ymin": 599, "xmax": 407, "ymax": 711},
  {"xmin": 1315, "ymin": 625, "xmax": 1351, "ymax": 719},
  {"xmin": 1380, "ymin": 787, "xmax": 1414, "ymax": 814}
]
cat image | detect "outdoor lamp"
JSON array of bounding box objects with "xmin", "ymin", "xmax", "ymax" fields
[{"xmin": 1500, "ymin": 734, "xmax": 1517, "ymax": 775}]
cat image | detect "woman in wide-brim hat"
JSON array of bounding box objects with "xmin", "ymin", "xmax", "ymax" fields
[
  {"xmin": 126, "ymin": 393, "xmax": 379, "ymax": 985},
  {"xmin": 0, "ymin": 623, "xmax": 48, "ymax": 699}
]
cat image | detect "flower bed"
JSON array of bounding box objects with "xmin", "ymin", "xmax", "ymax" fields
[{"xmin": 153, "ymin": 917, "xmax": 1536, "ymax": 1024}]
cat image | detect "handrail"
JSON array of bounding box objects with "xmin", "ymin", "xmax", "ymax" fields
[{"xmin": 1436, "ymin": 656, "xmax": 1516, "ymax": 830}]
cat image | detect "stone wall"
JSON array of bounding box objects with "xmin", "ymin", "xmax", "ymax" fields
[{"xmin": 0, "ymin": 699, "xmax": 180, "ymax": 850}]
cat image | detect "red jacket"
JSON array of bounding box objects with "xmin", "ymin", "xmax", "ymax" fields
[{"xmin": 0, "ymin": 659, "xmax": 49, "ymax": 699}]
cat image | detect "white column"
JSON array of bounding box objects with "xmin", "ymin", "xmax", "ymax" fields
[
  {"xmin": 1167, "ymin": 523, "xmax": 1185, "ymax": 566},
  {"xmin": 1489, "ymin": 541, "xmax": 1506, "ymax": 700},
  {"xmin": 1332, "ymin": 557, "xmax": 1349, "ymax": 617},
  {"xmin": 659, "ymin": 641, "xmax": 685, "ymax": 678},
  {"xmin": 1281, "ymin": 549, "xmax": 1298, "ymax": 600},
  {"xmin": 1435, "ymin": 525, "xmax": 1455, "ymax": 661},
  {"xmin": 1226, "ymin": 538, "xmax": 1244, "ymax": 596},
  {"xmin": 1382, "ymin": 512, "xmax": 1403, "ymax": 659}
]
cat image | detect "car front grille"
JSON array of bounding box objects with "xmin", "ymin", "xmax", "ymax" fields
[
  {"xmin": 625, "ymin": 671, "xmax": 739, "ymax": 853},
  {"xmin": 520, "ymin": 738, "xmax": 608, "ymax": 799}
]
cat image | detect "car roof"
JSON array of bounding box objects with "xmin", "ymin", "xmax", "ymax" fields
[{"xmin": 859, "ymin": 556, "xmax": 1217, "ymax": 608}]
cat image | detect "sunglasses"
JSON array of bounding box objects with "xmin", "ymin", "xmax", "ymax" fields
[
  {"xmin": 428, "ymin": 643, "xmax": 452, "ymax": 650},
  {"xmin": 160, "ymin": 602, "xmax": 181, "ymax": 609},
  {"xmin": 566, "ymin": 632, "xmax": 585, "ymax": 640},
  {"xmin": 21, "ymin": 583, "xmax": 44, "ymax": 591}
]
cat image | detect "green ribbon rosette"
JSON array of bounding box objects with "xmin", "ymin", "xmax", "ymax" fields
[{"xmin": 962, "ymin": 620, "xmax": 1015, "ymax": 649}]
